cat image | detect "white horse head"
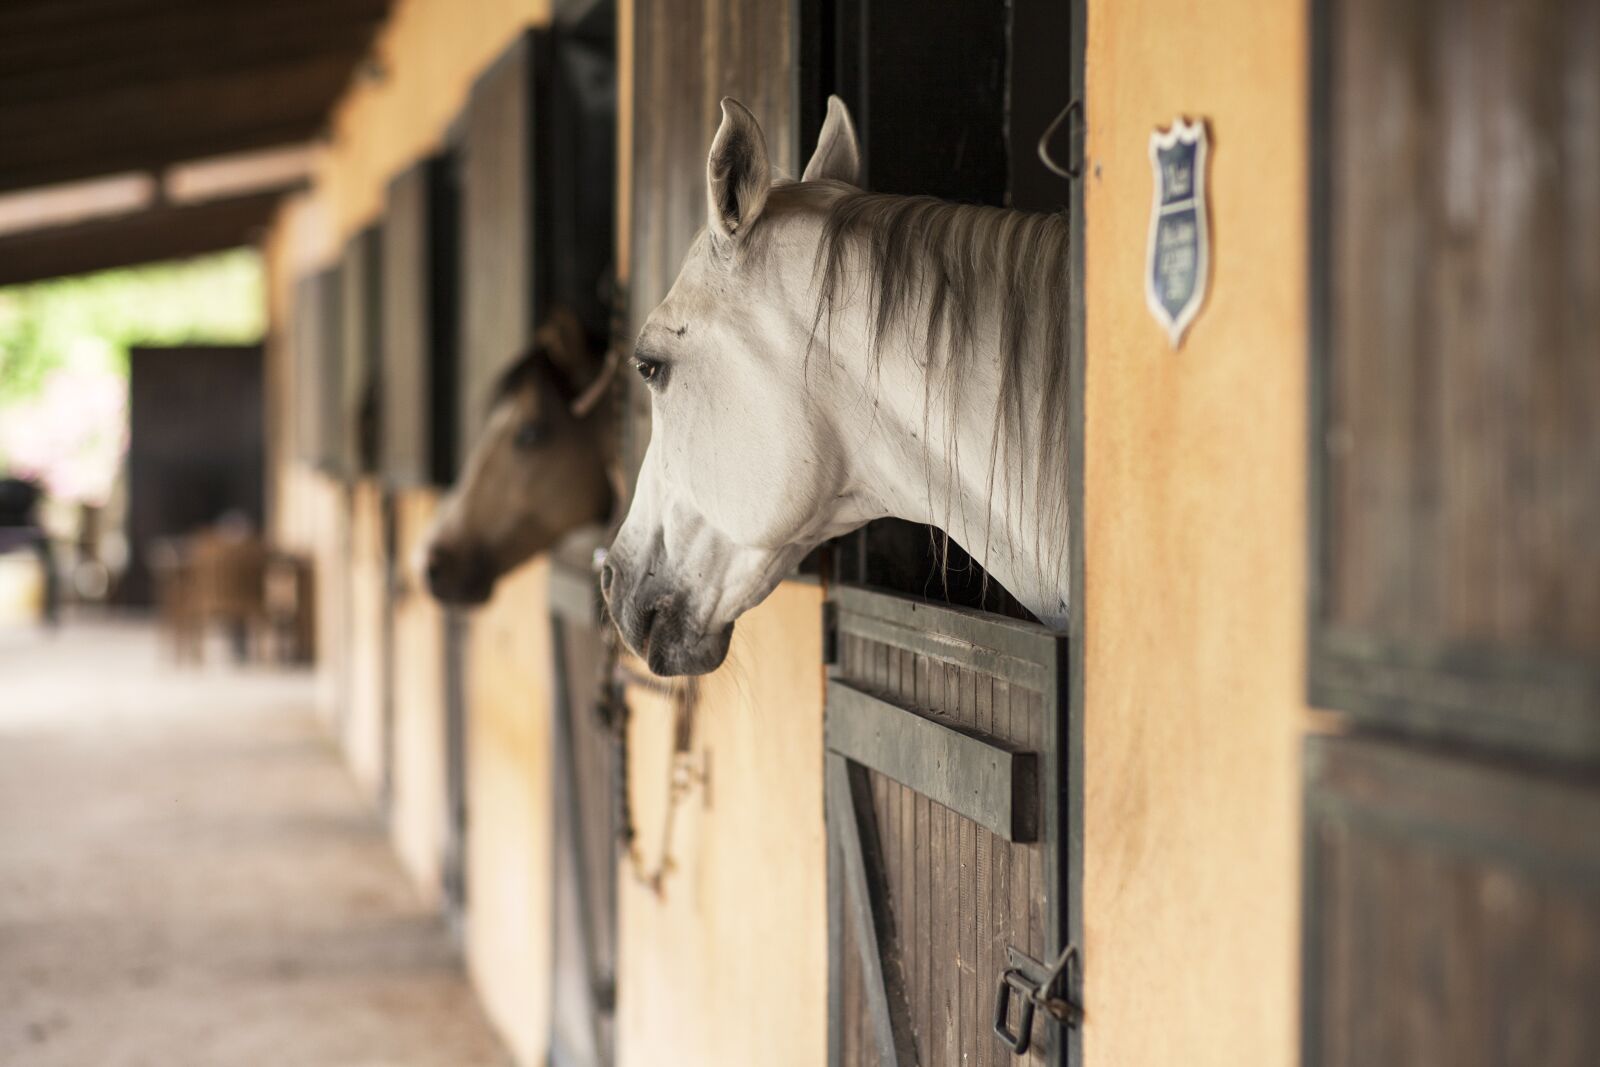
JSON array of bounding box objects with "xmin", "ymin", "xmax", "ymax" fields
[{"xmin": 604, "ymin": 97, "xmax": 1071, "ymax": 675}]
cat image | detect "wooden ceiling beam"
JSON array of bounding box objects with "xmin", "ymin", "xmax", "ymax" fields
[
  {"xmin": 0, "ymin": 0, "xmax": 385, "ymax": 38},
  {"xmin": 0, "ymin": 0, "xmax": 226, "ymax": 36},
  {"xmin": 0, "ymin": 48, "xmax": 355, "ymax": 147},
  {"xmin": 0, "ymin": 121, "xmax": 323, "ymax": 195},
  {"xmin": 0, "ymin": 0, "xmax": 388, "ymax": 83},
  {"xmin": 0, "ymin": 32, "xmax": 381, "ymax": 111},
  {"xmin": 0, "ymin": 187, "xmax": 288, "ymax": 288},
  {"xmin": 0, "ymin": 0, "xmax": 394, "ymax": 193}
]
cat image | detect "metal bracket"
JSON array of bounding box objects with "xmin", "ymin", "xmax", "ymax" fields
[
  {"xmin": 1037, "ymin": 98, "xmax": 1084, "ymax": 181},
  {"xmin": 993, "ymin": 943, "xmax": 1082, "ymax": 1056}
]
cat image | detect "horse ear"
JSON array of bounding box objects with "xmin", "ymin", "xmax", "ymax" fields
[
  {"xmin": 802, "ymin": 96, "xmax": 860, "ymax": 185},
  {"xmin": 706, "ymin": 97, "xmax": 771, "ymax": 243},
  {"xmin": 535, "ymin": 308, "xmax": 601, "ymax": 403}
]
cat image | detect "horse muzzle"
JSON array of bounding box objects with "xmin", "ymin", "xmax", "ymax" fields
[
  {"xmin": 424, "ymin": 542, "xmax": 499, "ymax": 606},
  {"xmin": 601, "ymin": 560, "xmax": 732, "ymax": 676}
]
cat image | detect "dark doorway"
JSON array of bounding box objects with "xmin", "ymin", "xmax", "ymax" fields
[
  {"xmin": 798, "ymin": 0, "xmax": 1078, "ymax": 623},
  {"xmin": 121, "ymin": 344, "xmax": 264, "ymax": 606}
]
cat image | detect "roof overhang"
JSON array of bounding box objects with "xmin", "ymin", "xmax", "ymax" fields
[{"xmin": 0, "ymin": 0, "xmax": 390, "ymax": 282}]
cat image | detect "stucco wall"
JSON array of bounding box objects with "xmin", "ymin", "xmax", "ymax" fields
[
  {"xmin": 616, "ymin": 580, "xmax": 828, "ymax": 1067},
  {"xmin": 344, "ymin": 480, "xmax": 388, "ymax": 799},
  {"xmin": 389, "ymin": 490, "xmax": 449, "ymax": 904},
  {"xmin": 314, "ymin": 0, "xmax": 550, "ymax": 240},
  {"xmin": 606, "ymin": 2, "xmax": 827, "ymax": 1059},
  {"xmin": 261, "ymin": 3, "xmax": 560, "ymax": 1063},
  {"xmin": 1081, "ymin": 2, "xmax": 1307, "ymax": 1065},
  {"xmin": 301, "ymin": 471, "xmax": 349, "ymax": 728},
  {"xmin": 464, "ymin": 560, "xmax": 556, "ymax": 1067}
]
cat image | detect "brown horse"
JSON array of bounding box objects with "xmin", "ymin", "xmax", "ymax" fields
[{"xmin": 423, "ymin": 309, "xmax": 615, "ymax": 606}]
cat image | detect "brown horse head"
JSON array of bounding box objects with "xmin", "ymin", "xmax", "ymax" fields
[{"xmin": 424, "ymin": 308, "xmax": 614, "ymax": 606}]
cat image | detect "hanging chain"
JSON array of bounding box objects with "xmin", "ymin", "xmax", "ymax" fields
[
  {"xmin": 595, "ymin": 619, "xmax": 634, "ymax": 846},
  {"xmin": 587, "ymin": 277, "xmax": 707, "ymax": 899},
  {"xmin": 592, "ymin": 573, "xmax": 705, "ymax": 899}
]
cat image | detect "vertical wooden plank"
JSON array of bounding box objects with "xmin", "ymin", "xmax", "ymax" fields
[
  {"xmin": 830, "ymin": 737, "xmax": 847, "ymax": 1067},
  {"xmin": 880, "ymin": 642, "xmax": 901, "ymax": 1023},
  {"xmin": 933, "ymin": 656, "xmax": 956, "ymax": 1066},
  {"xmin": 914, "ymin": 650, "xmax": 932, "ymax": 1064},
  {"xmin": 843, "ymin": 894, "xmax": 860, "ymax": 1067},
  {"xmin": 957, "ymin": 666, "xmax": 977, "ymax": 1062},
  {"xmin": 936, "ymin": 651, "xmax": 955, "ymax": 1067},
  {"xmin": 1027, "ymin": 686, "xmax": 1047, "ymax": 1067},
  {"xmin": 459, "ymin": 31, "xmax": 545, "ymax": 463},
  {"xmin": 1561, "ymin": 0, "xmax": 1600, "ymax": 645},
  {"xmin": 380, "ymin": 162, "xmax": 426, "ymax": 486},
  {"xmin": 876, "ymin": 640, "xmax": 893, "ymax": 965},
  {"xmin": 974, "ymin": 672, "xmax": 995, "ymax": 1067},
  {"xmin": 992, "ymin": 673, "xmax": 1014, "ymax": 1067},
  {"xmin": 897, "ymin": 650, "xmax": 919, "ymax": 1061},
  {"xmin": 1006, "ymin": 678, "xmax": 1031, "ymax": 1061}
]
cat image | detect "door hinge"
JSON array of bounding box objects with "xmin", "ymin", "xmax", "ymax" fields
[{"xmin": 993, "ymin": 943, "xmax": 1082, "ymax": 1056}]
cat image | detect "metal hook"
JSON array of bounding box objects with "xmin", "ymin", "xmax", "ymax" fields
[{"xmin": 1037, "ymin": 98, "xmax": 1083, "ymax": 181}]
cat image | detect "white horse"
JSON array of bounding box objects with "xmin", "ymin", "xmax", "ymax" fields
[{"xmin": 603, "ymin": 96, "xmax": 1072, "ymax": 675}]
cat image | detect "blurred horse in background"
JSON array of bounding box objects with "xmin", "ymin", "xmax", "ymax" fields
[{"xmin": 423, "ymin": 308, "xmax": 616, "ymax": 606}]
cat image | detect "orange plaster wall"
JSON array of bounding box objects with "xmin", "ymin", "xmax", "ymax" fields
[
  {"xmin": 388, "ymin": 490, "xmax": 450, "ymax": 906},
  {"xmin": 344, "ymin": 480, "xmax": 388, "ymax": 799},
  {"xmin": 616, "ymin": 580, "xmax": 829, "ymax": 1067},
  {"xmin": 1081, "ymin": 2, "xmax": 1308, "ymax": 1065},
  {"xmin": 260, "ymin": 3, "xmax": 562, "ymax": 1062},
  {"xmin": 313, "ymin": 0, "xmax": 551, "ymax": 240},
  {"xmin": 263, "ymin": 0, "xmax": 553, "ymax": 539},
  {"xmin": 464, "ymin": 559, "xmax": 556, "ymax": 1067}
]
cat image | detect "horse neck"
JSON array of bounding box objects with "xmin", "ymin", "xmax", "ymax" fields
[{"xmin": 842, "ymin": 304, "xmax": 1070, "ymax": 629}]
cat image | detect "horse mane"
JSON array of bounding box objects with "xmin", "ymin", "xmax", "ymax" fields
[{"xmin": 781, "ymin": 181, "xmax": 1073, "ymax": 597}]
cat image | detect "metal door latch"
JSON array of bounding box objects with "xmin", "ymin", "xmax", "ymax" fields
[{"xmin": 993, "ymin": 943, "xmax": 1082, "ymax": 1056}]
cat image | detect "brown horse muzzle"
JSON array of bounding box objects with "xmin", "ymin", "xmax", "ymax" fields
[{"xmin": 424, "ymin": 542, "xmax": 499, "ymax": 607}]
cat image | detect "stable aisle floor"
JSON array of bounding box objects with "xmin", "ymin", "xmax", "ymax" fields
[{"xmin": 0, "ymin": 619, "xmax": 511, "ymax": 1067}]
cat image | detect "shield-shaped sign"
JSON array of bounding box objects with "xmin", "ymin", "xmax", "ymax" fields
[{"xmin": 1145, "ymin": 117, "xmax": 1210, "ymax": 347}]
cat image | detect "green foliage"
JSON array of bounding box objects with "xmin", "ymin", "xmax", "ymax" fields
[{"xmin": 0, "ymin": 249, "xmax": 264, "ymax": 408}]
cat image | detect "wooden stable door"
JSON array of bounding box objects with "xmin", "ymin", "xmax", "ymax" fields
[
  {"xmin": 804, "ymin": 1, "xmax": 1083, "ymax": 1064},
  {"xmin": 826, "ymin": 589, "xmax": 1074, "ymax": 1067},
  {"xmin": 457, "ymin": 28, "xmax": 550, "ymax": 463},
  {"xmin": 1307, "ymin": 0, "xmax": 1600, "ymax": 1063}
]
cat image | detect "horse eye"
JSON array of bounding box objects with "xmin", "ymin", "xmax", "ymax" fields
[
  {"xmin": 633, "ymin": 357, "xmax": 666, "ymax": 386},
  {"xmin": 513, "ymin": 421, "xmax": 548, "ymax": 450}
]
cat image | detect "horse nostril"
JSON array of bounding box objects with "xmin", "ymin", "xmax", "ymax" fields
[
  {"xmin": 599, "ymin": 561, "xmax": 617, "ymax": 601},
  {"xmin": 425, "ymin": 546, "xmax": 453, "ymax": 589}
]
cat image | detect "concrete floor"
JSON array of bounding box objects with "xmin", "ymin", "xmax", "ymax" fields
[{"xmin": 0, "ymin": 619, "xmax": 512, "ymax": 1067}]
